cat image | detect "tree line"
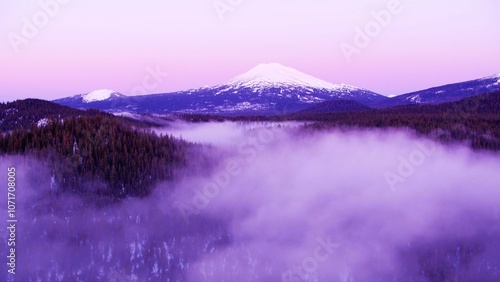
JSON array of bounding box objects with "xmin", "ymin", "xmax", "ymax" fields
[{"xmin": 0, "ymin": 114, "xmax": 190, "ymax": 197}]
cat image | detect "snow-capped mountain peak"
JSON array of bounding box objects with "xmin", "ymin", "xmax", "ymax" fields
[
  {"xmin": 227, "ymin": 63, "xmax": 353, "ymax": 90},
  {"xmin": 82, "ymin": 89, "xmax": 123, "ymax": 103}
]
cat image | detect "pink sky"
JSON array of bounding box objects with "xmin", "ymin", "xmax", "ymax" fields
[{"xmin": 1, "ymin": 0, "xmax": 500, "ymax": 102}]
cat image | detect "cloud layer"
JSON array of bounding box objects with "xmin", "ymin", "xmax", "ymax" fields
[{"xmin": 1, "ymin": 123, "xmax": 500, "ymax": 281}]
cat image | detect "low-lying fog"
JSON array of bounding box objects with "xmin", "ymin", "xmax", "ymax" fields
[{"xmin": 1, "ymin": 121, "xmax": 500, "ymax": 281}]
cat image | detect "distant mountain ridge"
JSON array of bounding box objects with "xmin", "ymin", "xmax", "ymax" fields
[
  {"xmin": 57, "ymin": 89, "xmax": 126, "ymax": 105},
  {"xmin": 377, "ymin": 73, "xmax": 500, "ymax": 108},
  {"xmin": 53, "ymin": 63, "xmax": 389, "ymax": 115},
  {"xmin": 53, "ymin": 64, "xmax": 500, "ymax": 115}
]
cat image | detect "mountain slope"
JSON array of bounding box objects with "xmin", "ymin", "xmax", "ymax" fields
[
  {"xmin": 390, "ymin": 90, "xmax": 500, "ymax": 115},
  {"xmin": 378, "ymin": 73, "xmax": 500, "ymax": 107},
  {"xmin": 289, "ymin": 91, "xmax": 500, "ymax": 118},
  {"xmin": 54, "ymin": 63, "xmax": 389, "ymax": 115},
  {"xmin": 298, "ymin": 100, "xmax": 372, "ymax": 113}
]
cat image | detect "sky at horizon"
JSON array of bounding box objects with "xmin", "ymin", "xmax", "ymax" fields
[{"xmin": 1, "ymin": 0, "xmax": 499, "ymax": 102}]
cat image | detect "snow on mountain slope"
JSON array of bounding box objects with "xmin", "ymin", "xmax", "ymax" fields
[
  {"xmin": 82, "ymin": 89, "xmax": 122, "ymax": 103},
  {"xmin": 480, "ymin": 73, "xmax": 500, "ymax": 81},
  {"xmin": 53, "ymin": 63, "xmax": 389, "ymax": 115},
  {"xmin": 227, "ymin": 63, "xmax": 358, "ymax": 91},
  {"xmin": 53, "ymin": 64, "xmax": 388, "ymax": 114},
  {"xmin": 377, "ymin": 73, "xmax": 500, "ymax": 108},
  {"xmin": 492, "ymin": 73, "xmax": 500, "ymax": 84}
]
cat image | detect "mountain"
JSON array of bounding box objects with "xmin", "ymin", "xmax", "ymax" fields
[
  {"xmin": 298, "ymin": 99, "xmax": 372, "ymax": 114},
  {"xmin": 216, "ymin": 63, "xmax": 388, "ymax": 107},
  {"xmin": 377, "ymin": 73, "xmax": 500, "ymax": 108},
  {"xmin": 54, "ymin": 63, "xmax": 389, "ymax": 115},
  {"xmin": 55, "ymin": 89, "xmax": 127, "ymax": 105},
  {"xmin": 53, "ymin": 66, "xmax": 500, "ymax": 115}
]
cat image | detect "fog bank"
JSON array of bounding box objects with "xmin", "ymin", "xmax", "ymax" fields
[{"xmin": 1, "ymin": 123, "xmax": 500, "ymax": 281}]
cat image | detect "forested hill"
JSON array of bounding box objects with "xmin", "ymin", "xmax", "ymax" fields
[
  {"xmin": 0, "ymin": 99, "xmax": 107, "ymax": 131},
  {"xmin": 293, "ymin": 91, "xmax": 500, "ymax": 151},
  {"xmin": 0, "ymin": 99, "xmax": 191, "ymax": 198}
]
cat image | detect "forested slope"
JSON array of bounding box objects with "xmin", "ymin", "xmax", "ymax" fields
[{"xmin": 0, "ymin": 100, "xmax": 191, "ymax": 198}]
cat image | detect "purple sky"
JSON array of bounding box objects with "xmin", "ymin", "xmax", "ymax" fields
[{"xmin": 1, "ymin": 0, "xmax": 499, "ymax": 102}]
